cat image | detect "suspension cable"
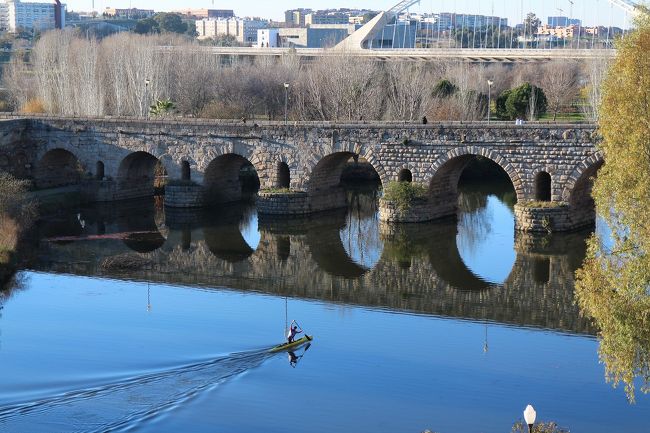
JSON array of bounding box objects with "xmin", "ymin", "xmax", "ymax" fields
[
  {"xmin": 577, "ymin": 1, "xmax": 582, "ymax": 49},
  {"xmin": 472, "ymin": 2, "xmax": 477, "ymax": 49},
  {"xmin": 497, "ymin": 0, "xmax": 503, "ymax": 48},
  {"xmin": 606, "ymin": 0, "xmax": 612, "ymax": 48}
]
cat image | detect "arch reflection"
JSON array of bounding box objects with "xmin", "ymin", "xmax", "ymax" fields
[
  {"xmin": 203, "ymin": 203, "xmax": 259, "ymax": 263},
  {"xmin": 259, "ymin": 210, "xmax": 369, "ymax": 279},
  {"xmin": 29, "ymin": 203, "xmax": 595, "ymax": 334}
]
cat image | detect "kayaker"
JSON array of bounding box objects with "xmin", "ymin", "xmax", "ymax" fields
[{"xmin": 287, "ymin": 320, "xmax": 302, "ymax": 343}]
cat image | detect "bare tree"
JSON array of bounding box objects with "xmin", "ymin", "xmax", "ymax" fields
[
  {"xmin": 441, "ymin": 62, "xmax": 488, "ymax": 121},
  {"xmin": 295, "ymin": 53, "xmax": 384, "ymax": 121},
  {"xmin": 5, "ymin": 31, "xmax": 593, "ymax": 124},
  {"xmin": 384, "ymin": 62, "xmax": 435, "ymax": 121},
  {"xmin": 582, "ymin": 57, "xmax": 610, "ymax": 121},
  {"xmin": 540, "ymin": 60, "xmax": 580, "ymax": 121},
  {"xmin": 172, "ymin": 51, "xmax": 220, "ymax": 117},
  {"xmin": 3, "ymin": 56, "xmax": 35, "ymax": 111}
]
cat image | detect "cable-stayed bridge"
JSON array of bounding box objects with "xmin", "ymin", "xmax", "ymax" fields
[{"xmin": 203, "ymin": 0, "xmax": 645, "ymax": 62}]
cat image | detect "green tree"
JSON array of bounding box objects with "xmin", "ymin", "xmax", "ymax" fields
[
  {"xmin": 134, "ymin": 13, "xmax": 188, "ymax": 35},
  {"xmin": 497, "ymin": 83, "xmax": 547, "ymax": 120},
  {"xmin": 495, "ymin": 88, "xmax": 512, "ymax": 119},
  {"xmin": 154, "ymin": 13, "xmax": 188, "ymax": 34},
  {"xmin": 575, "ymin": 14, "xmax": 650, "ymax": 403},
  {"xmin": 186, "ymin": 21, "xmax": 197, "ymax": 37},
  {"xmin": 134, "ymin": 17, "xmax": 158, "ymax": 34}
]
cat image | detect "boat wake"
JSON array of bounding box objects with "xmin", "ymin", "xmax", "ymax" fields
[{"xmin": 0, "ymin": 348, "xmax": 275, "ymax": 433}]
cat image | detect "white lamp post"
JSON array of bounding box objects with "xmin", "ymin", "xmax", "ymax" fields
[
  {"xmin": 523, "ymin": 404, "xmax": 537, "ymax": 433},
  {"xmin": 487, "ymin": 79, "xmax": 494, "ymax": 124},
  {"xmin": 143, "ymin": 78, "xmax": 151, "ymax": 118},
  {"xmin": 283, "ymin": 82, "xmax": 290, "ymax": 126}
]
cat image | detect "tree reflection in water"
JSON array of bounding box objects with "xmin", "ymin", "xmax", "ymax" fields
[
  {"xmin": 456, "ymin": 178, "xmax": 517, "ymax": 285},
  {"xmin": 340, "ymin": 183, "xmax": 383, "ymax": 270},
  {"xmin": 576, "ymin": 247, "xmax": 650, "ymax": 403}
]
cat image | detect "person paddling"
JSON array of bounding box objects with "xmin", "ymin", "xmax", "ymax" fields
[{"xmin": 287, "ymin": 320, "xmax": 302, "ymax": 343}]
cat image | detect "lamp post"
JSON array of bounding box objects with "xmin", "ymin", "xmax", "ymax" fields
[
  {"xmin": 487, "ymin": 79, "xmax": 494, "ymax": 124},
  {"xmin": 283, "ymin": 82, "xmax": 289, "ymax": 126},
  {"xmin": 143, "ymin": 78, "xmax": 151, "ymax": 118},
  {"xmin": 523, "ymin": 404, "xmax": 537, "ymax": 433}
]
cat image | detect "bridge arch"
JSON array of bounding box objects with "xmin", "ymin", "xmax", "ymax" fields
[
  {"xmin": 276, "ymin": 161, "xmax": 291, "ymax": 189},
  {"xmin": 181, "ymin": 160, "xmax": 191, "ymax": 181},
  {"xmin": 563, "ymin": 154, "xmax": 605, "ymax": 224},
  {"xmin": 34, "ymin": 148, "xmax": 85, "ymax": 189},
  {"xmin": 534, "ymin": 171, "xmax": 552, "ymax": 202},
  {"xmin": 117, "ymin": 151, "xmax": 168, "ymax": 196},
  {"xmin": 305, "ymin": 148, "xmax": 387, "ymax": 193},
  {"xmin": 398, "ymin": 167, "xmax": 413, "ymax": 183},
  {"xmin": 427, "ymin": 146, "xmax": 525, "ymax": 205},
  {"xmin": 95, "ymin": 161, "xmax": 105, "ymax": 180},
  {"xmin": 562, "ymin": 153, "xmax": 605, "ymax": 203},
  {"xmin": 203, "ymin": 153, "xmax": 262, "ymax": 205}
]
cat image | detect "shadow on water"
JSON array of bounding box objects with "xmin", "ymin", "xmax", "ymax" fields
[{"xmin": 0, "ymin": 347, "xmax": 279, "ymax": 433}]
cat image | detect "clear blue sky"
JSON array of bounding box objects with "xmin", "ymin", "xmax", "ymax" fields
[{"xmin": 68, "ymin": 0, "xmax": 635, "ymax": 27}]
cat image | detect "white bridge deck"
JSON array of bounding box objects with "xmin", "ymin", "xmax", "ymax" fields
[{"xmin": 178, "ymin": 47, "xmax": 616, "ymax": 62}]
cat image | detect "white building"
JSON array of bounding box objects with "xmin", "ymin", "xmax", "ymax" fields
[
  {"xmin": 257, "ymin": 28, "xmax": 279, "ymax": 48},
  {"xmin": 0, "ymin": 0, "xmax": 65, "ymax": 32},
  {"xmin": 196, "ymin": 17, "xmax": 267, "ymax": 45}
]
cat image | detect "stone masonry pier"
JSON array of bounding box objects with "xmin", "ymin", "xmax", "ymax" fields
[{"xmin": 0, "ymin": 116, "xmax": 602, "ymax": 232}]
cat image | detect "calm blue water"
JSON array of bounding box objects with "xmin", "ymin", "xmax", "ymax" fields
[{"xmin": 0, "ymin": 180, "xmax": 647, "ymax": 433}]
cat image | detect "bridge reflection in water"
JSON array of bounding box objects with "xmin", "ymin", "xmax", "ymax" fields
[{"xmin": 28, "ymin": 189, "xmax": 593, "ymax": 335}]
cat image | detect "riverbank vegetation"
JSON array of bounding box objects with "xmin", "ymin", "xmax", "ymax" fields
[
  {"xmin": 575, "ymin": 15, "xmax": 650, "ymax": 403},
  {"xmin": 2, "ymin": 31, "xmax": 604, "ymax": 122},
  {"xmin": 0, "ymin": 173, "xmax": 34, "ymax": 259}
]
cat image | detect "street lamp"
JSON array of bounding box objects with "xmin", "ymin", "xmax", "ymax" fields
[
  {"xmin": 283, "ymin": 82, "xmax": 289, "ymax": 126},
  {"xmin": 143, "ymin": 78, "xmax": 151, "ymax": 118},
  {"xmin": 523, "ymin": 404, "xmax": 537, "ymax": 433},
  {"xmin": 487, "ymin": 79, "xmax": 494, "ymax": 124}
]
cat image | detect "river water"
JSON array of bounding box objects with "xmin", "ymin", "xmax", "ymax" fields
[{"xmin": 0, "ymin": 177, "xmax": 647, "ymax": 433}]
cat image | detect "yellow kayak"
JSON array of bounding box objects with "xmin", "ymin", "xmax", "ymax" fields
[{"xmin": 269, "ymin": 335, "xmax": 313, "ymax": 353}]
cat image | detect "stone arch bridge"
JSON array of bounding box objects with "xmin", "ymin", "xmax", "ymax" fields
[{"xmin": 0, "ymin": 116, "xmax": 602, "ymax": 232}]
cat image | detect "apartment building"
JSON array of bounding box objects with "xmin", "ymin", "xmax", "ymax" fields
[
  {"xmin": 174, "ymin": 9, "xmax": 233, "ymax": 19},
  {"xmin": 104, "ymin": 7, "xmax": 154, "ymax": 19},
  {"xmin": 196, "ymin": 17, "xmax": 268, "ymax": 45},
  {"xmin": 0, "ymin": 0, "xmax": 65, "ymax": 32}
]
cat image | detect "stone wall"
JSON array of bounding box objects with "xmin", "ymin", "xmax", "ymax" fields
[
  {"xmin": 257, "ymin": 191, "xmax": 310, "ymax": 215},
  {"xmin": 515, "ymin": 204, "xmax": 576, "ymax": 232},
  {"xmin": 0, "ymin": 119, "xmax": 33, "ymax": 180},
  {"xmin": 165, "ymin": 184, "xmax": 204, "ymax": 208},
  {"xmin": 379, "ymin": 199, "xmax": 436, "ymax": 223}
]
